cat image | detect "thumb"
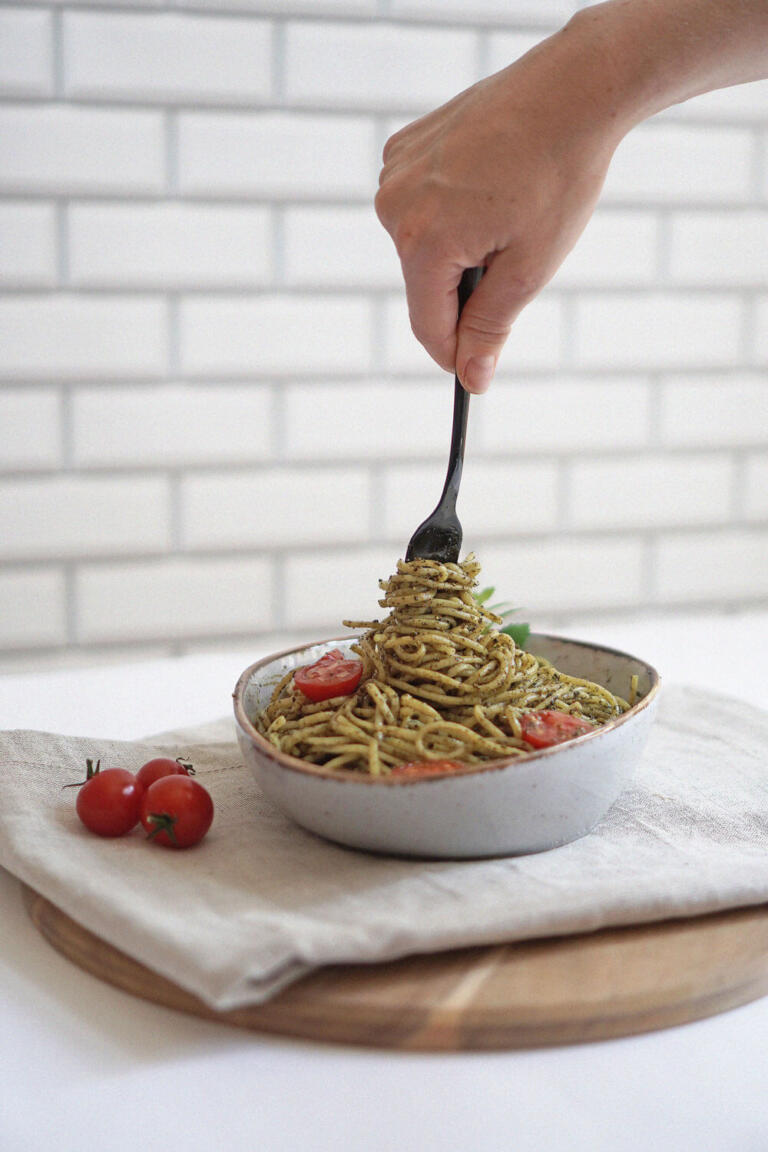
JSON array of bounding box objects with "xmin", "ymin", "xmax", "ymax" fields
[{"xmin": 455, "ymin": 251, "xmax": 539, "ymax": 394}]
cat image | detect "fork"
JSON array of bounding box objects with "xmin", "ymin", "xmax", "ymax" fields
[{"xmin": 405, "ymin": 266, "xmax": 483, "ymax": 564}]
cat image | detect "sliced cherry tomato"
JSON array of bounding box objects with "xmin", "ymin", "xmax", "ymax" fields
[
  {"xmin": 294, "ymin": 649, "xmax": 363, "ymax": 703},
  {"xmin": 140, "ymin": 776, "xmax": 213, "ymax": 849},
  {"xmin": 315, "ymin": 648, "xmax": 345, "ymax": 663},
  {"xmin": 390, "ymin": 759, "xmax": 465, "ymax": 777},
  {"xmin": 136, "ymin": 756, "xmax": 194, "ymax": 791},
  {"xmin": 74, "ymin": 760, "xmax": 143, "ymax": 838},
  {"xmin": 520, "ymin": 710, "xmax": 595, "ymax": 750}
]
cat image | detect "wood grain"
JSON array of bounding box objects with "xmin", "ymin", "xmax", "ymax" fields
[{"xmin": 22, "ymin": 885, "xmax": 768, "ymax": 1050}]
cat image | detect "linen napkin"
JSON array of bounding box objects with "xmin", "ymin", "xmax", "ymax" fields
[{"xmin": 0, "ymin": 684, "xmax": 766, "ymax": 1011}]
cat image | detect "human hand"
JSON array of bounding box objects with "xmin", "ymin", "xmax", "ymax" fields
[{"xmin": 375, "ymin": 21, "xmax": 627, "ymax": 393}]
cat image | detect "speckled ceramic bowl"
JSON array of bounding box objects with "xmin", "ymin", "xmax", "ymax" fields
[{"xmin": 233, "ymin": 634, "xmax": 660, "ymax": 859}]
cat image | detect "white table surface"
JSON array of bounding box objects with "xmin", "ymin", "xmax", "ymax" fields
[{"xmin": 2, "ymin": 612, "xmax": 767, "ymax": 1152}]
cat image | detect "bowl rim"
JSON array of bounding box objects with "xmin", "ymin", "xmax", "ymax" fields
[{"xmin": 233, "ymin": 632, "xmax": 661, "ymax": 786}]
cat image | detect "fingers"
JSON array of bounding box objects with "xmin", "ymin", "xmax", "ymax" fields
[
  {"xmin": 377, "ymin": 134, "xmax": 543, "ymax": 389},
  {"xmin": 375, "ymin": 175, "xmax": 468, "ymax": 374},
  {"xmin": 455, "ymin": 250, "xmax": 542, "ymax": 393},
  {"xmin": 402, "ymin": 258, "xmax": 466, "ymax": 374}
]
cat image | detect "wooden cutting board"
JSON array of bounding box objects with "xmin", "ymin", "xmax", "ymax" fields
[{"xmin": 23, "ymin": 885, "xmax": 768, "ymax": 1050}]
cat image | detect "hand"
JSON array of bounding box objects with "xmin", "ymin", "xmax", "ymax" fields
[{"xmin": 375, "ymin": 23, "xmax": 626, "ymax": 393}]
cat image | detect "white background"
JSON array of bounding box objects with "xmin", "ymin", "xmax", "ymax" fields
[{"xmin": 1, "ymin": 0, "xmax": 767, "ymax": 672}]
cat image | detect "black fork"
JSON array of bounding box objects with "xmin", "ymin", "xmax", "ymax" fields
[{"xmin": 405, "ymin": 266, "xmax": 483, "ymax": 564}]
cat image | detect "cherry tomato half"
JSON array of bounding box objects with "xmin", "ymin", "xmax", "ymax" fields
[
  {"xmin": 519, "ymin": 710, "xmax": 595, "ymax": 749},
  {"xmin": 389, "ymin": 759, "xmax": 465, "ymax": 777},
  {"xmin": 294, "ymin": 649, "xmax": 363, "ymax": 703},
  {"xmin": 136, "ymin": 756, "xmax": 194, "ymax": 791},
  {"xmin": 140, "ymin": 775, "xmax": 214, "ymax": 849},
  {"xmin": 76, "ymin": 768, "xmax": 143, "ymax": 837}
]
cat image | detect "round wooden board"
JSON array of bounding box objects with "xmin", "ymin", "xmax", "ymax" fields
[{"xmin": 22, "ymin": 884, "xmax": 768, "ymax": 1051}]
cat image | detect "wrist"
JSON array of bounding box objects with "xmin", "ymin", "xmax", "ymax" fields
[
  {"xmin": 543, "ymin": 8, "xmax": 649, "ymax": 151},
  {"xmin": 563, "ymin": 0, "xmax": 768, "ymax": 133}
]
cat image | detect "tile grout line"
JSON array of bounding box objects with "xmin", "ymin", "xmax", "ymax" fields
[
  {"xmin": 0, "ymin": 4, "xmax": 563, "ymax": 35},
  {"xmin": 59, "ymin": 382, "xmax": 74, "ymax": 468},
  {"xmin": 475, "ymin": 25, "xmax": 490, "ymax": 78},
  {"xmin": 4, "ymin": 190, "xmax": 768, "ymax": 212},
  {"xmin": 2, "ymin": 444, "xmax": 768, "ymax": 483},
  {"xmin": 271, "ymin": 18, "xmax": 285, "ymax": 104},
  {"xmin": 55, "ymin": 199, "xmax": 69, "ymax": 286},
  {"xmin": 166, "ymin": 293, "xmax": 181, "ymax": 375},
  {"xmin": 4, "ymin": 283, "xmax": 768, "ymax": 300},
  {"xmin": 51, "ymin": 7, "xmax": 64, "ymax": 99},
  {"xmin": 3, "ymin": 89, "xmax": 767, "ymax": 131},
  {"xmin": 271, "ymin": 203, "xmax": 285, "ymax": 286}
]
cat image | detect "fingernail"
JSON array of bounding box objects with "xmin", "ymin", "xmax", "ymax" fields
[{"xmin": 463, "ymin": 355, "xmax": 495, "ymax": 394}]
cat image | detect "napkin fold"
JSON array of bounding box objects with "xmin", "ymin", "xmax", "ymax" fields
[{"xmin": 1, "ymin": 684, "xmax": 767, "ymax": 1011}]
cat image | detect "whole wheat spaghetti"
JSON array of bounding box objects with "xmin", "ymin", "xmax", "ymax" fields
[{"xmin": 259, "ymin": 554, "xmax": 631, "ymax": 774}]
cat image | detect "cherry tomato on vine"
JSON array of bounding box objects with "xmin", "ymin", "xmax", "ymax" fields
[
  {"xmin": 519, "ymin": 711, "xmax": 595, "ymax": 749},
  {"xmin": 390, "ymin": 759, "xmax": 465, "ymax": 777},
  {"xmin": 294, "ymin": 648, "xmax": 363, "ymax": 703},
  {"xmin": 73, "ymin": 759, "xmax": 143, "ymax": 838},
  {"xmin": 140, "ymin": 776, "xmax": 214, "ymax": 849},
  {"xmin": 136, "ymin": 756, "xmax": 194, "ymax": 791}
]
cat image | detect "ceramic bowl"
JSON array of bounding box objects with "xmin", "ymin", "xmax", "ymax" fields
[{"xmin": 233, "ymin": 634, "xmax": 660, "ymax": 860}]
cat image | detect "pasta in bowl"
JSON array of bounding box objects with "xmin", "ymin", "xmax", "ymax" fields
[{"xmin": 233, "ymin": 556, "xmax": 660, "ymax": 858}]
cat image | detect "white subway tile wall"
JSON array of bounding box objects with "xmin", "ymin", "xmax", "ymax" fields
[
  {"xmin": 0, "ymin": 0, "xmax": 766, "ymax": 669},
  {"xmin": 0, "ymin": 9, "xmax": 53, "ymax": 98},
  {"xmin": 68, "ymin": 203, "xmax": 273, "ymax": 287},
  {"xmin": 62, "ymin": 12, "xmax": 273, "ymax": 103},
  {"xmin": 745, "ymin": 455, "xmax": 768, "ymax": 520},
  {"xmin": 0, "ymin": 106, "xmax": 165, "ymax": 193},
  {"xmin": 0, "ymin": 201, "xmax": 57, "ymax": 286}
]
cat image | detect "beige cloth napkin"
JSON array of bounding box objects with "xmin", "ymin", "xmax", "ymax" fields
[{"xmin": 1, "ymin": 684, "xmax": 767, "ymax": 1011}]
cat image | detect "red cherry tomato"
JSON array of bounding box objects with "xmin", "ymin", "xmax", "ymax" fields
[
  {"xmin": 140, "ymin": 776, "xmax": 214, "ymax": 849},
  {"xmin": 390, "ymin": 759, "xmax": 465, "ymax": 777},
  {"xmin": 76, "ymin": 767, "xmax": 143, "ymax": 837},
  {"xmin": 520, "ymin": 710, "xmax": 595, "ymax": 749},
  {"xmin": 136, "ymin": 756, "xmax": 193, "ymax": 791},
  {"xmin": 294, "ymin": 649, "xmax": 363, "ymax": 703}
]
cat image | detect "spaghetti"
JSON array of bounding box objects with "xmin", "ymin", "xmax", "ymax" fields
[{"xmin": 259, "ymin": 554, "xmax": 631, "ymax": 774}]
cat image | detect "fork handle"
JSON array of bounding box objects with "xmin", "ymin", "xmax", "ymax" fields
[{"xmin": 441, "ymin": 266, "xmax": 484, "ymax": 509}]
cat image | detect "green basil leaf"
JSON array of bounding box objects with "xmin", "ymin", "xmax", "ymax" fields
[
  {"xmin": 474, "ymin": 586, "xmax": 495, "ymax": 605},
  {"xmin": 501, "ymin": 622, "xmax": 530, "ymax": 647}
]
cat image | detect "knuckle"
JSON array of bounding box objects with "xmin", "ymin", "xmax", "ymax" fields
[
  {"xmin": 381, "ymin": 132, "xmax": 401, "ymax": 165},
  {"xmin": 376, "ymin": 170, "xmax": 448, "ymax": 260},
  {"xmin": 395, "ymin": 205, "xmax": 446, "ymax": 263},
  {"xmin": 506, "ymin": 270, "xmax": 545, "ymax": 299},
  {"xmin": 409, "ymin": 312, "xmax": 434, "ymax": 346},
  {"xmin": 460, "ymin": 312, "xmax": 512, "ymax": 342},
  {"xmin": 407, "ymin": 309, "xmax": 453, "ymax": 354},
  {"xmin": 374, "ymin": 183, "xmax": 393, "ymax": 225}
]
